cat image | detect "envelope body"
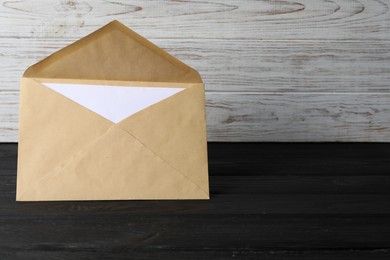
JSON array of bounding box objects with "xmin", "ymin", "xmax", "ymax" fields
[{"xmin": 16, "ymin": 21, "xmax": 209, "ymax": 201}]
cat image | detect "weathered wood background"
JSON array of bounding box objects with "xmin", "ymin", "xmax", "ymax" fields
[{"xmin": 0, "ymin": 0, "xmax": 389, "ymax": 142}]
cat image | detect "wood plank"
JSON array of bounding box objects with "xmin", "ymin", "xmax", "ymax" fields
[
  {"xmin": 0, "ymin": 1, "xmax": 389, "ymax": 143},
  {"xmin": 1, "ymin": 38, "xmax": 390, "ymax": 93},
  {"xmin": 1, "ymin": 249, "xmax": 389, "ymax": 260},
  {"xmin": 206, "ymin": 92, "xmax": 390, "ymax": 142},
  {"xmin": 0, "ymin": 0, "xmax": 388, "ymax": 40},
  {"xmin": 208, "ymin": 142, "xmax": 390, "ymax": 176},
  {"xmin": 0, "ymin": 144, "xmax": 16, "ymax": 176},
  {"xmin": 0, "ymin": 91, "xmax": 18, "ymax": 142},
  {"xmin": 1, "ymin": 180, "xmax": 390, "ymax": 215},
  {"xmin": 1, "ymin": 143, "xmax": 390, "ymax": 258},
  {"xmin": 0, "ymin": 215, "xmax": 389, "ymax": 250},
  {"xmin": 3, "ymin": 92, "xmax": 390, "ymax": 142},
  {"xmin": 164, "ymin": 40, "xmax": 390, "ymax": 93},
  {"xmin": 209, "ymin": 176, "xmax": 390, "ymax": 195}
]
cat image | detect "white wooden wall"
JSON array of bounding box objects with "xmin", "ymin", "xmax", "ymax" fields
[{"xmin": 0, "ymin": 0, "xmax": 389, "ymax": 142}]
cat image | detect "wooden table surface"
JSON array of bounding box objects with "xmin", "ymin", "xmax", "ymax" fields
[{"xmin": 0, "ymin": 143, "xmax": 389, "ymax": 259}]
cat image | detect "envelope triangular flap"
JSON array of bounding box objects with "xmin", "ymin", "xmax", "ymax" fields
[{"xmin": 23, "ymin": 20, "xmax": 202, "ymax": 83}]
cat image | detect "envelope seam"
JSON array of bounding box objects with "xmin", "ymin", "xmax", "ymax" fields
[{"xmin": 117, "ymin": 127, "xmax": 209, "ymax": 197}]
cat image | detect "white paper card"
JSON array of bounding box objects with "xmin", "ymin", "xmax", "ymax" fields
[{"xmin": 43, "ymin": 83, "xmax": 185, "ymax": 123}]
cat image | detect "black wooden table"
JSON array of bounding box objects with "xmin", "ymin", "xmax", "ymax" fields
[{"xmin": 0, "ymin": 143, "xmax": 389, "ymax": 259}]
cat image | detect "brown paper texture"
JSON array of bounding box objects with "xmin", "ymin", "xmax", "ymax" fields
[{"xmin": 17, "ymin": 21, "xmax": 209, "ymax": 201}]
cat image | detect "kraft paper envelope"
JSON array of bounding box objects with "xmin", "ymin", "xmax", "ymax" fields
[{"xmin": 16, "ymin": 20, "xmax": 209, "ymax": 201}]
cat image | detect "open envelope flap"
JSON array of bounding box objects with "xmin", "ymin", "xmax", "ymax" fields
[
  {"xmin": 20, "ymin": 126, "xmax": 208, "ymax": 200},
  {"xmin": 23, "ymin": 20, "xmax": 202, "ymax": 83},
  {"xmin": 118, "ymin": 83, "xmax": 209, "ymax": 194}
]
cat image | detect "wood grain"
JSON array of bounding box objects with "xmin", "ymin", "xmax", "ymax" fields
[
  {"xmin": 0, "ymin": 91, "xmax": 18, "ymax": 142},
  {"xmin": 1, "ymin": 143, "xmax": 390, "ymax": 258},
  {"xmin": 0, "ymin": 215, "xmax": 389, "ymax": 248},
  {"xmin": 0, "ymin": 0, "xmax": 389, "ymax": 142},
  {"xmin": 206, "ymin": 92, "xmax": 390, "ymax": 142},
  {"xmin": 208, "ymin": 142, "xmax": 390, "ymax": 176},
  {"xmin": 1, "ymin": 38, "xmax": 390, "ymax": 93},
  {"xmin": 0, "ymin": 0, "xmax": 388, "ymax": 40},
  {"xmin": 1, "ymin": 250, "xmax": 389, "ymax": 260}
]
